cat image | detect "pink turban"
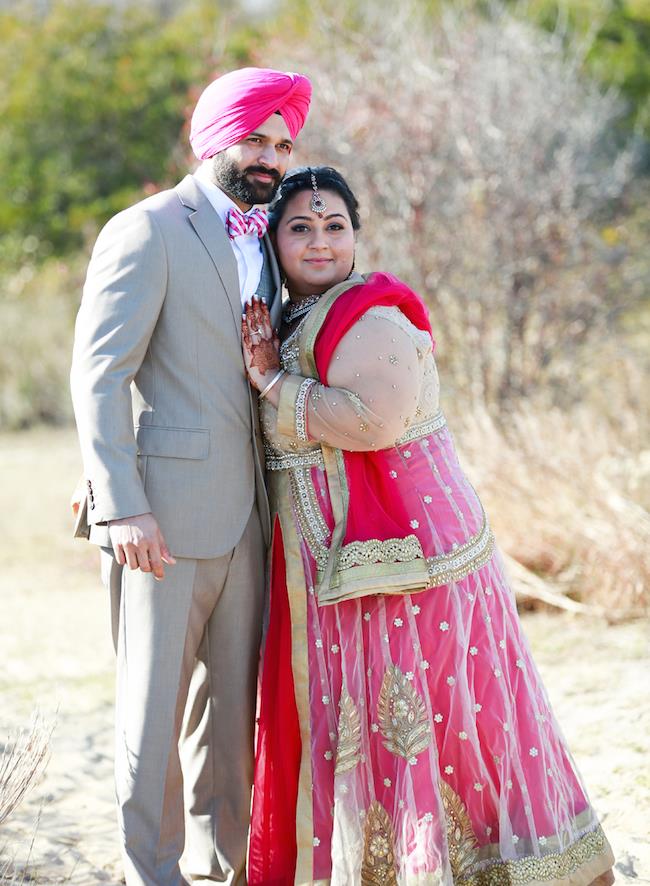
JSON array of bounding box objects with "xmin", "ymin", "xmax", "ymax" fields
[{"xmin": 190, "ymin": 67, "xmax": 312, "ymax": 161}]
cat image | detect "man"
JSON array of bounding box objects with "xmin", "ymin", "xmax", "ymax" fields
[{"xmin": 70, "ymin": 67, "xmax": 311, "ymax": 886}]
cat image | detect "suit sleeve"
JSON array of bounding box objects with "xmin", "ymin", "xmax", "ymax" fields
[{"xmin": 70, "ymin": 206, "xmax": 168, "ymax": 524}]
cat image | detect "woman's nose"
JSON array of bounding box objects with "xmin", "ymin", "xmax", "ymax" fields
[{"xmin": 309, "ymin": 227, "xmax": 329, "ymax": 249}]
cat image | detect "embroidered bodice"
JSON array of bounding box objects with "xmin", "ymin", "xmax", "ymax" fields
[{"xmin": 260, "ymin": 305, "xmax": 442, "ymax": 469}]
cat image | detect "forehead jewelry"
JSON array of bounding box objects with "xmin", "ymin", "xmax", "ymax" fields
[{"xmin": 310, "ymin": 172, "xmax": 328, "ymax": 216}]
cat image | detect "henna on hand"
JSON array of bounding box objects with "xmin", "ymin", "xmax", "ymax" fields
[{"xmin": 250, "ymin": 338, "xmax": 280, "ymax": 374}]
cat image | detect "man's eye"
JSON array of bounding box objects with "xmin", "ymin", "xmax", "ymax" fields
[
  {"xmin": 278, "ymin": 144, "xmax": 292, "ymax": 153},
  {"xmin": 248, "ymin": 137, "xmax": 261, "ymax": 144}
]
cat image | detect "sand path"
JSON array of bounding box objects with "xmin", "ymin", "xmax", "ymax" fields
[{"xmin": 1, "ymin": 429, "xmax": 647, "ymax": 884}]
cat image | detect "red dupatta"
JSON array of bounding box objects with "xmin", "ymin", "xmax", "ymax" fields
[{"xmin": 313, "ymin": 272, "xmax": 434, "ymax": 554}]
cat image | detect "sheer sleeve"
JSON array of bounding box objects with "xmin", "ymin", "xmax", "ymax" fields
[{"xmin": 276, "ymin": 307, "xmax": 432, "ymax": 452}]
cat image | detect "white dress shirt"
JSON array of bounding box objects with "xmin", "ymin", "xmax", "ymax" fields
[{"xmin": 193, "ymin": 166, "xmax": 264, "ymax": 306}]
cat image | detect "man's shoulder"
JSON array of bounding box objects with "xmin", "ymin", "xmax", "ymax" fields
[
  {"xmin": 97, "ymin": 179, "xmax": 197, "ymax": 244},
  {"xmin": 117, "ymin": 183, "xmax": 186, "ymax": 221}
]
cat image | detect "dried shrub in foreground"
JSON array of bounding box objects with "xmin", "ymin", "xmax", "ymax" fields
[{"xmin": 0, "ymin": 714, "xmax": 52, "ymax": 827}]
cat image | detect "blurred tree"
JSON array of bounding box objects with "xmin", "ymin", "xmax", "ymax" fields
[
  {"xmin": 0, "ymin": 0, "xmax": 254, "ymax": 263},
  {"xmin": 500, "ymin": 0, "xmax": 650, "ymax": 143},
  {"xmin": 265, "ymin": 0, "xmax": 639, "ymax": 406}
]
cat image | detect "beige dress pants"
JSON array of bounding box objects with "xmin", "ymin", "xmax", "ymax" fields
[{"xmin": 101, "ymin": 507, "xmax": 265, "ymax": 886}]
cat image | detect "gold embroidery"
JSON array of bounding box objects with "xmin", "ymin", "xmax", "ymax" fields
[
  {"xmin": 395, "ymin": 409, "xmax": 447, "ymax": 444},
  {"xmin": 338, "ymin": 535, "xmax": 424, "ymax": 571},
  {"xmin": 265, "ymin": 446, "xmax": 324, "ymax": 472},
  {"xmin": 458, "ymin": 824, "xmax": 611, "ymax": 885},
  {"xmin": 377, "ymin": 666, "xmax": 431, "ymax": 761},
  {"xmin": 289, "ymin": 467, "xmax": 330, "ymax": 567},
  {"xmin": 335, "ymin": 687, "xmax": 361, "ymax": 775},
  {"xmin": 361, "ymin": 801, "xmax": 398, "ymax": 886},
  {"xmin": 426, "ymin": 512, "xmax": 494, "ymax": 588},
  {"xmin": 440, "ymin": 781, "xmax": 480, "ymax": 880}
]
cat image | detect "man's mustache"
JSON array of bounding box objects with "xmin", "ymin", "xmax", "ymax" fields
[{"xmin": 245, "ymin": 166, "xmax": 281, "ymax": 183}]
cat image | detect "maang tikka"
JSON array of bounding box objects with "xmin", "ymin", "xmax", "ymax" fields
[{"xmin": 310, "ymin": 171, "xmax": 328, "ymax": 216}]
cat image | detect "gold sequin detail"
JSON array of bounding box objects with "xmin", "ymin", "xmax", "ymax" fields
[
  {"xmin": 426, "ymin": 510, "xmax": 494, "ymax": 587},
  {"xmin": 457, "ymin": 824, "xmax": 611, "ymax": 885},
  {"xmin": 440, "ymin": 781, "xmax": 480, "ymax": 880},
  {"xmin": 265, "ymin": 446, "xmax": 323, "ymax": 472},
  {"xmin": 395, "ymin": 409, "xmax": 446, "ymax": 444},
  {"xmin": 361, "ymin": 801, "xmax": 398, "ymax": 886},
  {"xmin": 337, "ymin": 535, "xmax": 424, "ymax": 571},
  {"xmin": 377, "ymin": 665, "xmax": 431, "ymax": 761},
  {"xmin": 289, "ymin": 467, "xmax": 330, "ymax": 567},
  {"xmin": 335, "ymin": 687, "xmax": 361, "ymax": 775}
]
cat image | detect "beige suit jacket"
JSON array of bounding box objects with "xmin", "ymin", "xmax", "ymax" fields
[{"xmin": 70, "ymin": 174, "xmax": 281, "ymax": 557}]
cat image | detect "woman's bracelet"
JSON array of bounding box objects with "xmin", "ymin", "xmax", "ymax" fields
[{"xmin": 258, "ymin": 369, "xmax": 286, "ymax": 401}]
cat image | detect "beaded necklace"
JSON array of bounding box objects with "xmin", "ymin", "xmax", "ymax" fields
[{"xmin": 282, "ymin": 293, "xmax": 321, "ymax": 325}]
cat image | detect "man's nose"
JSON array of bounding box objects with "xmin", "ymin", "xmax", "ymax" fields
[{"xmin": 257, "ymin": 143, "xmax": 280, "ymax": 169}]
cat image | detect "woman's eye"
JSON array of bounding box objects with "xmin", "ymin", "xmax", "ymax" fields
[
  {"xmin": 290, "ymin": 224, "xmax": 309, "ymax": 233},
  {"xmin": 328, "ymin": 223, "xmax": 344, "ymax": 231}
]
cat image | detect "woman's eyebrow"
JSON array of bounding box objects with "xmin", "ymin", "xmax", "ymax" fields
[{"xmin": 285, "ymin": 213, "xmax": 346, "ymax": 223}]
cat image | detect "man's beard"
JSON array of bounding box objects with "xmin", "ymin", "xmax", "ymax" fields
[{"xmin": 211, "ymin": 154, "xmax": 281, "ymax": 206}]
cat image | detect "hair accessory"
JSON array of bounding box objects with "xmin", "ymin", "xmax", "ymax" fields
[
  {"xmin": 310, "ymin": 171, "xmax": 327, "ymax": 216},
  {"xmin": 259, "ymin": 369, "xmax": 285, "ymax": 400}
]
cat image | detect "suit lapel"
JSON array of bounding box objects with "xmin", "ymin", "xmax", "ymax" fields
[{"xmin": 176, "ymin": 175, "xmax": 242, "ymax": 332}]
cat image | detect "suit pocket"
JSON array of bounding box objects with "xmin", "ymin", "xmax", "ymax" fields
[{"xmin": 135, "ymin": 425, "xmax": 210, "ymax": 459}]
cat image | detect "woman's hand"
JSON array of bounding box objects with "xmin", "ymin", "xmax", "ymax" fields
[{"xmin": 241, "ymin": 296, "xmax": 281, "ymax": 391}]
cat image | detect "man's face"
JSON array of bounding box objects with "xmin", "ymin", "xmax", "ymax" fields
[{"xmin": 211, "ymin": 112, "xmax": 293, "ymax": 209}]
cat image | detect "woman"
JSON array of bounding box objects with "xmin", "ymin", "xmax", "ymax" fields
[{"xmin": 241, "ymin": 167, "xmax": 614, "ymax": 886}]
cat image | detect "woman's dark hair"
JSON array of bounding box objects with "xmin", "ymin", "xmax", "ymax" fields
[{"xmin": 268, "ymin": 166, "xmax": 361, "ymax": 232}]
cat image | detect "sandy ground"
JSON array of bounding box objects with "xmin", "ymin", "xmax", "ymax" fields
[{"xmin": 0, "ymin": 428, "xmax": 648, "ymax": 884}]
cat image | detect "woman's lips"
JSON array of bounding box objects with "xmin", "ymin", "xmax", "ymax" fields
[{"xmin": 305, "ymin": 258, "xmax": 333, "ymax": 264}]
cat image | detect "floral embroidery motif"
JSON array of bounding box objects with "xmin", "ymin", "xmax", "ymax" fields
[
  {"xmin": 335, "ymin": 687, "xmax": 362, "ymax": 775},
  {"xmin": 361, "ymin": 801, "xmax": 398, "ymax": 886},
  {"xmin": 377, "ymin": 665, "xmax": 432, "ymax": 761},
  {"xmin": 440, "ymin": 780, "xmax": 480, "ymax": 880}
]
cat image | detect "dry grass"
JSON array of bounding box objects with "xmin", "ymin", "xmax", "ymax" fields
[
  {"xmin": 0, "ymin": 715, "xmax": 52, "ymax": 828},
  {"xmin": 0, "ymin": 714, "xmax": 53, "ymax": 883},
  {"xmin": 456, "ymin": 400, "xmax": 650, "ymax": 619}
]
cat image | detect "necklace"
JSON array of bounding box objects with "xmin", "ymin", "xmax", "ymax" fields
[{"xmin": 283, "ymin": 293, "xmax": 321, "ymax": 325}]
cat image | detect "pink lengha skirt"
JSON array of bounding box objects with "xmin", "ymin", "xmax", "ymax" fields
[{"xmin": 249, "ymin": 427, "xmax": 615, "ymax": 886}]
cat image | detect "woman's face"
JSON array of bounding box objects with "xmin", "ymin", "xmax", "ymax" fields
[{"xmin": 274, "ymin": 189, "xmax": 356, "ymax": 298}]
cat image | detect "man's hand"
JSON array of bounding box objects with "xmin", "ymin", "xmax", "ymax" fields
[
  {"xmin": 109, "ymin": 512, "xmax": 176, "ymax": 581},
  {"xmin": 70, "ymin": 476, "xmax": 86, "ymax": 518}
]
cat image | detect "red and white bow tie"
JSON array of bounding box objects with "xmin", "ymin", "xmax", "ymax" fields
[{"xmin": 225, "ymin": 207, "xmax": 269, "ymax": 240}]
